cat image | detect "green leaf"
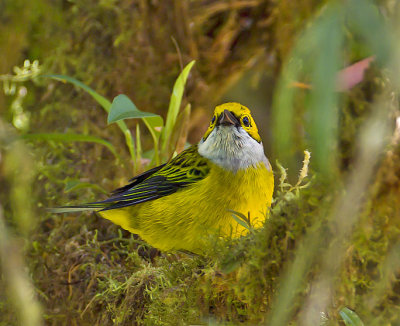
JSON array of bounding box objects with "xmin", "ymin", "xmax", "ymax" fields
[
  {"xmin": 42, "ymin": 74, "xmax": 136, "ymax": 166},
  {"xmin": 43, "ymin": 74, "xmax": 111, "ymax": 111},
  {"xmin": 20, "ymin": 133, "xmax": 119, "ymax": 160},
  {"xmin": 169, "ymin": 103, "xmax": 191, "ymax": 154},
  {"xmin": 143, "ymin": 116, "xmax": 163, "ymax": 137},
  {"xmin": 161, "ymin": 60, "xmax": 195, "ymax": 154},
  {"xmin": 107, "ymin": 94, "xmax": 158, "ymax": 124},
  {"xmin": 142, "ymin": 115, "xmax": 164, "ymax": 165},
  {"xmin": 339, "ymin": 307, "xmax": 364, "ymax": 326},
  {"xmin": 64, "ymin": 180, "xmax": 108, "ymax": 194},
  {"xmin": 228, "ymin": 209, "xmax": 250, "ymax": 230},
  {"xmin": 142, "ymin": 148, "xmax": 155, "ymax": 159},
  {"xmin": 135, "ymin": 124, "xmax": 142, "ymax": 167}
]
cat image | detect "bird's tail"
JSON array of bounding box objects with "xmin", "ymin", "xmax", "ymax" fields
[
  {"xmin": 49, "ymin": 203, "xmax": 137, "ymax": 234},
  {"xmin": 48, "ymin": 202, "xmax": 106, "ymax": 214}
]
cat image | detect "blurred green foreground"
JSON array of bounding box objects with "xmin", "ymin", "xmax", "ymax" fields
[{"xmin": 1, "ymin": 0, "xmax": 400, "ymax": 325}]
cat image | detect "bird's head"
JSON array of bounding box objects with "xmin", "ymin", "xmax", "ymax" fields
[
  {"xmin": 198, "ymin": 102, "xmax": 269, "ymax": 171},
  {"xmin": 202, "ymin": 102, "xmax": 261, "ymax": 143}
]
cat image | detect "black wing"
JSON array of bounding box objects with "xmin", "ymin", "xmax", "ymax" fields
[{"xmin": 97, "ymin": 145, "xmax": 210, "ymax": 211}]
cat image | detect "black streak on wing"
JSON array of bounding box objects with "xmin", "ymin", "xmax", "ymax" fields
[
  {"xmin": 111, "ymin": 164, "xmax": 166, "ymax": 195},
  {"xmin": 97, "ymin": 145, "xmax": 209, "ymax": 211}
]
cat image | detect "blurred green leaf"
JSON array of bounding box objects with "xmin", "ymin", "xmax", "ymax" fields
[
  {"xmin": 64, "ymin": 179, "xmax": 108, "ymax": 194},
  {"xmin": 346, "ymin": 0, "xmax": 391, "ymax": 64},
  {"xmin": 272, "ymin": 5, "xmax": 343, "ymax": 175},
  {"xmin": 44, "ymin": 74, "xmax": 111, "ymax": 111},
  {"xmin": 221, "ymin": 257, "xmax": 242, "ymax": 274},
  {"xmin": 340, "ymin": 307, "xmax": 365, "ymax": 326},
  {"xmin": 308, "ymin": 6, "xmax": 343, "ymax": 174},
  {"xmin": 161, "ymin": 60, "xmax": 195, "ymax": 154},
  {"xmin": 142, "ymin": 148, "xmax": 155, "ymax": 160},
  {"xmin": 268, "ymin": 4, "xmax": 345, "ymax": 325},
  {"xmin": 43, "ymin": 74, "xmax": 136, "ymax": 167},
  {"xmin": 21, "ymin": 133, "xmax": 120, "ymax": 160},
  {"xmin": 272, "ymin": 59, "xmax": 303, "ymax": 173},
  {"xmin": 107, "ymin": 94, "xmax": 158, "ymax": 124}
]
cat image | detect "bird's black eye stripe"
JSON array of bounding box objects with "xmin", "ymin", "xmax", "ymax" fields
[
  {"xmin": 242, "ymin": 116, "xmax": 250, "ymax": 127},
  {"xmin": 211, "ymin": 116, "xmax": 216, "ymax": 124}
]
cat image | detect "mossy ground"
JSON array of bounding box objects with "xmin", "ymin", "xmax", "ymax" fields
[{"xmin": 1, "ymin": 1, "xmax": 400, "ymax": 325}]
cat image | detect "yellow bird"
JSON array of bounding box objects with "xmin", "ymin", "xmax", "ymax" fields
[{"xmin": 53, "ymin": 103, "xmax": 274, "ymax": 253}]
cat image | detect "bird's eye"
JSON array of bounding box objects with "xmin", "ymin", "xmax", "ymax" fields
[
  {"xmin": 211, "ymin": 116, "xmax": 216, "ymax": 124},
  {"xmin": 242, "ymin": 116, "xmax": 250, "ymax": 127}
]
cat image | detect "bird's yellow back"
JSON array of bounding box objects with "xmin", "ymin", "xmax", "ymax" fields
[{"xmin": 101, "ymin": 160, "xmax": 273, "ymax": 253}]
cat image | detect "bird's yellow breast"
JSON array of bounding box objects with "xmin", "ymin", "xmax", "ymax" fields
[{"xmin": 100, "ymin": 162, "xmax": 274, "ymax": 253}]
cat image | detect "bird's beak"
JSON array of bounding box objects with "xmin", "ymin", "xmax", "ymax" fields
[{"xmin": 218, "ymin": 109, "xmax": 240, "ymax": 126}]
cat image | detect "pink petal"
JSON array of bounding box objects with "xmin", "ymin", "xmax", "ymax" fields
[{"xmin": 335, "ymin": 56, "xmax": 375, "ymax": 92}]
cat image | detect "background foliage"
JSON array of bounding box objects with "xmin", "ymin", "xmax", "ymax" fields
[{"xmin": 1, "ymin": 0, "xmax": 400, "ymax": 325}]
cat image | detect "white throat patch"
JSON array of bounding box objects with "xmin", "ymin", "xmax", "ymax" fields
[{"xmin": 198, "ymin": 125, "xmax": 270, "ymax": 171}]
